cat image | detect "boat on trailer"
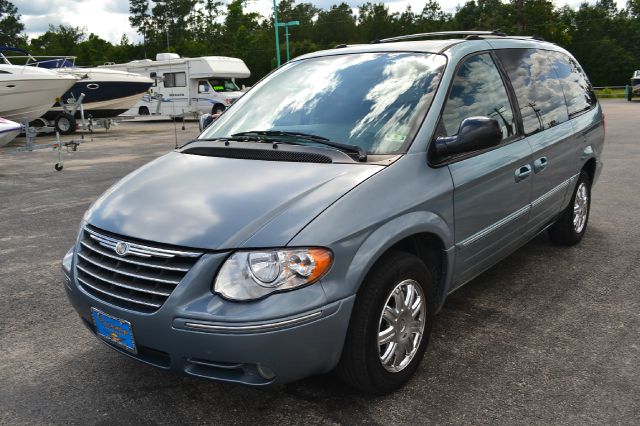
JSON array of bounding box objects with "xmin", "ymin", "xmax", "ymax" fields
[
  {"xmin": 1, "ymin": 47, "xmax": 153, "ymax": 133},
  {"xmin": 0, "ymin": 62, "xmax": 77, "ymax": 123}
]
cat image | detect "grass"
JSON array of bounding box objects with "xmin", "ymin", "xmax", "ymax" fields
[{"xmin": 594, "ymin": 88, "xmax": 628, "ymax": 98}]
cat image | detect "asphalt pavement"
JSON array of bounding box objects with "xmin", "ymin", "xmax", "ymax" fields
[{"xmin": 1, "ymin": 101, "xmax": 639, "ymax": 425}]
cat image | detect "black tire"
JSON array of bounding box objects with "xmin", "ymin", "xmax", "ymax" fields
[
  {"xmin": 139, "ymin": 106, "xmax": 150, "ymax": 115},
  {"xmin": 337, "ymin": 251, "xmax": 436, "ymax": 394},
  {"xmin": 548, "ymin": 171, "xmax": 591, "ymax": 246},
  {"xmin": 54, "ymin": 113, "xmax": 76, "ymax": 135},
  {"xmin": 212, "ymin": 104, "xmax": 225, "ymax": 114}
]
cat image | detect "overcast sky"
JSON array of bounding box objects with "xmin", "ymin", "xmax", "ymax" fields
[{"xmin": 12, "ymin": 0, "xmax": 629, "ymax": 44}]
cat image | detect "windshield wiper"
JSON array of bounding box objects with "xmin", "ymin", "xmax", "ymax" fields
[{"xmin": 231, "ymin": 130, "xmax": 367, "ymax": 162}]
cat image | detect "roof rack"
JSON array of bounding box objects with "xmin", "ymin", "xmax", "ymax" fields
[{"xmin": 371, "ymin": 30, "xmax": 507, "ymax": 44}]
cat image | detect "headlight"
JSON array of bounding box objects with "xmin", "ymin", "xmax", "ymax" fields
[{"xmin": 214, "ymin": 248, "xmax": 333, "ymax": 301}]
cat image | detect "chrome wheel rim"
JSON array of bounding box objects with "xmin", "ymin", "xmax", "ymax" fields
[
  {"xmin": 378, "ymin": 279, "xmax": 426, "ymax": 373},
  {"xmin": 573, "ymin": 182, "xmax": 589, "ymax": 233}
]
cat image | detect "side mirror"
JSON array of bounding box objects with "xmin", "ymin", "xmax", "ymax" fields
[
  {"xmin": 434, "ymin": 117, "xmax": 502, "ymax": 157},
  {"xmin": 199, "ymin": 113, "xmax": 215, "ymax": 132}
]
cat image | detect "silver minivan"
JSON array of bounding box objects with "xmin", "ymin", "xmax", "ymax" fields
[{"xmin": 62, "ymin": 31, "xmax": 605, "ymax": 394}]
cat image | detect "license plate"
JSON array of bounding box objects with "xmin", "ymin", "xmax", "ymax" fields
[{"xmin": 91, "ymin": 308, "xmax": 137, "ymax": 353}]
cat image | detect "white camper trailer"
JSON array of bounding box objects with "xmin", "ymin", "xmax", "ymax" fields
[{"xmin": 102, "ymin": 53, "xmax": 250, "ymax": 117}]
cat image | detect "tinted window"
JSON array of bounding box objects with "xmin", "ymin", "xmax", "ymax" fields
[
  {"xmin": 202, "ymin": 53, "xmax": 447, "ymax": 154},
  {"xmin": 548, "ymin": 51, "xmax": 597, "ymax": 117},
  {"xmin": 496, "ymin": 49, "xmax": 568, "ymax": 135},
  {"xmin": 441, "ymin": 53, "xmax": 516, "ymax": 139}
]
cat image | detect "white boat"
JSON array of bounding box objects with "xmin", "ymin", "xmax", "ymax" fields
[
  {"xmin": 0, "ymin": 117, "xmax": 21, "ymax": 146},
  {"xmin": 0, "ymin": 64, "xmax": 77, "ymax": 123},
  {"xmin": 42, "ymin": 68, "xmax": 153, "ymax": 120},
  {"xmin": 1, "ymin": 47, "xmax": 153, "ymax": 123}
]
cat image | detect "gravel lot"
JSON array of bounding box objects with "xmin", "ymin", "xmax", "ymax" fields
[{"xmin": 1, "ymin": 100, "xmax": 638, "ymax": 425}]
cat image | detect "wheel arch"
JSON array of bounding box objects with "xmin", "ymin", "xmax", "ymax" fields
[
  {"xmin": 344, "ymin": 211, "xmax": 454, "ymax": 311},
  {"xmin": 582, "ymin": 157, "xmax": 597, "ymax": 183}
]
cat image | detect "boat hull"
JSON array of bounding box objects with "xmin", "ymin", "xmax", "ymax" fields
[
  {"xmin": 44, "ymin": 92, "xmax": 151, "ymax": 119},
  {"xmin": 0, "ymin": 118, "xmax": 21, "ymax": 147},
  {"xmin": 0, "ymin": 73, "xmax": 77, "ymax": 123},
  {"xmin": 43, "ymin": 70, "xmax": 153, "ymax": 119}
]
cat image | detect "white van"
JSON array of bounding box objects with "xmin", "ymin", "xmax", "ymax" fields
[{"xmin": 102, "ymin": 53, "xmax": 250, "ymax": 117}]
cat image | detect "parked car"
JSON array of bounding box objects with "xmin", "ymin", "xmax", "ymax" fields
[
  {"xmin": 629, "ymin": 70, "xmax": 640, "ymax": 101},
  {"xmin": 62, "ymin": 31, "xmax": 605, "ymax": 394}
]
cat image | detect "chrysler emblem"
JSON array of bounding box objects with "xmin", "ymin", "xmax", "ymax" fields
[{"xmin": 114, "ymin": 242, "xmax": 129, "ymax": 256}]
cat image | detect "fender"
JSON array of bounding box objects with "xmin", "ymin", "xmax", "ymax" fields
[{"xmin": 315, "ymin": 210, "xmax": 455, "ymax": 307}]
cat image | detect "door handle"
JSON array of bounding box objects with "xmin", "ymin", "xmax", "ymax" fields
[
  {"xmin": 533, "ymin": 157, "xmax": 548, "ymax": 173},
  {"xmin": 515, "ymin": 164, "xmax": 532, "ymax": 182}
]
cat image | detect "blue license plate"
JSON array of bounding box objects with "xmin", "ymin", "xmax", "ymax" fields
[{"xmin": 91, "ymin": 308, "xmax": 137, "ymax": 353}]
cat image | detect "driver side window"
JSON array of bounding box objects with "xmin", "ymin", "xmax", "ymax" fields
[{"xmin": 441, "ymin": 53, "xmax": 516, "ymax": 140}]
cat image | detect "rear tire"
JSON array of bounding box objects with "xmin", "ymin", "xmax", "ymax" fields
[
  {"xmin": 212, "ymin": 104, "xmax": 225, "ymax": 114},
  {"xmin": 548, "ymin": 171, "xmax": 591, "ymax": 245},
  {"xmin": 54, "ymin": 113, "xmax": 76, "ymax": 135},
  {"xmin": 337, "ymin": 251, "xmax": 436, "ymax": 394},
  {"xmin": 138, "ymin": 106, "xmax": 150, "ymax": 115}
]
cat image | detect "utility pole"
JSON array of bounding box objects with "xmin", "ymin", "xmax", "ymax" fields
[{"xmin": 273, "ymin": 0, "xmax": 281, "ymax": 66}]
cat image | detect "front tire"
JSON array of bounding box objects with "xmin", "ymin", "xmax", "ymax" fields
[
  {"xmin": 337, "ymin": 251, "xmax": 436, "ymax": 394},
  {"xmin": 548, "ymin": 171, "xmax": 591, "ymax": 245}
]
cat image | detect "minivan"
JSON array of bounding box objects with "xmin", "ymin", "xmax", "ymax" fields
[{"xmin": 62, "ymin": 31, "xmax": 605, "ymax": 394}]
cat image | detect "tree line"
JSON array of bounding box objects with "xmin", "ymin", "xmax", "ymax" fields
[{"xmin": 1, "ymin": 0, "xmax": 639, "ymax": 86}]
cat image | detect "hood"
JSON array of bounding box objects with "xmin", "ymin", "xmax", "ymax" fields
[{"xmin": 85, "ymin": 152, "xmax": 383, "ymax": 250}]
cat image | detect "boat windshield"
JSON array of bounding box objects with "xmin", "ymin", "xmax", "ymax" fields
[
  {"xmin": 208, "ymin": 79, "xmax": 240, "ymax": 92},
  {"xmin": 200, "ymin": 52, "xmax": 446, "ymax": 155}
]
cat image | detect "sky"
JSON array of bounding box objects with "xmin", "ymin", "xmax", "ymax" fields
[{"xmin": 12, "ymin": 0, "xmax": 630, "ymax": 44}]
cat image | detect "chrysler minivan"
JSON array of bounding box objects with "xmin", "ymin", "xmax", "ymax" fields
[{"xmin": 62, "ymin": 31, "xmax": 605, "ymax": 394}]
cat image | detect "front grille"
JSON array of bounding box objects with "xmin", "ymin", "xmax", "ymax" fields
[{"xmin": 75, "ymin": 225, "xmax": 202, "ymax": 313}]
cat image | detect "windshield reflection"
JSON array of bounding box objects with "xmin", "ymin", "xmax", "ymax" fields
[{"xmin": 201, "ymin": 53, "xmax": 446, "ymax": 155}]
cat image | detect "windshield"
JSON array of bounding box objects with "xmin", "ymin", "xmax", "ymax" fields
[
  {"xmin": 200, "ymin": 52, "xmax": 446, "ymax": 154},
  {"xmin": 209, "ymin": 79, "xmax": 240, "ymax": 92}
]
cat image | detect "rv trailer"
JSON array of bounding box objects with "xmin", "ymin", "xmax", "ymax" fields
[{"xmin": 102, "ymin": 53, "xmax": 250, "ymax": 117}]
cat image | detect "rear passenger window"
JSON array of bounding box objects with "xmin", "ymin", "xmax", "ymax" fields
[
  {"xmin": 441, "ymin": 53, "xmax": 516, "ymax": 139},
  {"xmin": 496, "ymin": 49, "xmax": 568, "ymax": 135},
  {"xmin": 548, "ymin": 51, "xmax": 597, "ymax": 117}
]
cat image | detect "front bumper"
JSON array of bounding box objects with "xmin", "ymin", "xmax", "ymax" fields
[{"xmin": 64, "ymin": 250, "xmax": 355, "ymax": 386}]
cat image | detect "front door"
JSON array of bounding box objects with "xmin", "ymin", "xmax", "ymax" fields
[{"xmin": 437, "ymin": 53, "xmax": 533, "ymax": 287}]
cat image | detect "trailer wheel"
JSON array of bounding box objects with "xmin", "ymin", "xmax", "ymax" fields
[
  {"xmin": 139, "ymin": 106, "xmax": 150, "ymax": 115},
  {"xmin": 212, "ymin": 104, "xmax": 225, "ymax": 114},
  {"xmin": 54, "ymin": 113, "xmax": 76, "ymax": 135}
]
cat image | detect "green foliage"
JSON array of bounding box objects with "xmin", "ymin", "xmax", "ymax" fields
[
  {"xmin": 0, "ymin": 0, "xmax": 24, "ymax": 46},
  {"xmin": 4, "ymin": 0, "xmax": 640, "ymax": 86}
]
